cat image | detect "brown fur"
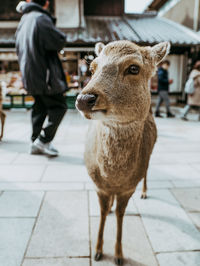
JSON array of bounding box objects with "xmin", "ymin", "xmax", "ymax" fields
[
  {"xmin": 0, "ymin": 83, "xmax": 6, "ymax": 141},
  {"xmin": 77, "ymin": 40, "xmax": 170, "ymax": 265}
]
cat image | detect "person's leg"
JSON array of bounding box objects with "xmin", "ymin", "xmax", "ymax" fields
[
  {"xmin": 31, "ymin": 96, "xmax": 47, "ymax": 142},
  {"xmin": 39, "ymin": 94, "xmax": 67, "ymax": 143},
  {"xmin": 181, "ymin": 104, "xmax": 190, "ymax": 120},
  {"xmin": 162, "ymin": 91, "xmax": 175, "ymax": 117},
  {"xmin": 161, "ymin": 91, "xmax": 170, "ymax": 113},
  {"xmin": 155, "ymin": 92, "xmax": 163, "ymax": 116}
]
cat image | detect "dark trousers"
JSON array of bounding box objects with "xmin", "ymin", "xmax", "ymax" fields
[
  {"xmin": 155, "ymin": 90, "xmax": 171, "ymax": 113},
  {"xmin": 31, "ymin": 94, "xmax": 67, "ymax": 143}
]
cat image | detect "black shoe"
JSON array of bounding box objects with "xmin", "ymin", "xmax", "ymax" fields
[
  {"xmin": 155, "ymin": 112, "xmax": 163, "ymax": 118},
  {"xmin": 167, "ymin": 112, "xmax": 175, "ymax": 118},
  {"xmin": 181, "ymin": 116, "xmax": 188, "ymax": 121}
]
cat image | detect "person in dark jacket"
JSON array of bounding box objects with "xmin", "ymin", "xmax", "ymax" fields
[
  {"xmin": 15, "ymin": 0, "xmax": 68, "ymax": 156},
  {"xmin": 155, "ymin": 60, "xmax": 175, "ymax": 118}
]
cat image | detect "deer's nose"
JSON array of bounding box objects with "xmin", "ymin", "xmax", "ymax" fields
[{"xmin": 76, "ymin": 94, "xmax": 97, "ymax": 111}]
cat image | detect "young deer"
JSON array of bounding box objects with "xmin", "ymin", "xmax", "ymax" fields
[
  {"xmin": 0, "ymin": 83, "xmax": 6, "ymax": 141},
  {"xmin": 76, "ymin": 40, "xmax": 170, "ymax": 265}
]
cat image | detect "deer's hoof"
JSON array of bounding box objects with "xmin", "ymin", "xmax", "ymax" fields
[
  {"xmin": 114, "ymin": 257, "xmax": 123, "ymax": 265},
  {"xmin": 141, "ymin": 193, "xmax": 147, "ymax": 199},
  {"xmin": 94, "ymin": 252, "xmax": 103, "ymax": 261}
]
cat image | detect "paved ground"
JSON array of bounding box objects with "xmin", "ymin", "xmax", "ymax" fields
[{"xmin": 0, "ymin": 107, "xmax": 200, "ymax": 266}]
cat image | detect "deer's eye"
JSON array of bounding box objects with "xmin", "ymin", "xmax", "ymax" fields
[{"xmin": 126, "ymin": 64, "xmax": 140, "ymax": 75}]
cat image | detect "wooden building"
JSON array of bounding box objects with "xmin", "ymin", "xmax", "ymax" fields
[
  {"xmin": 0, "ymin": 0, "xmax": 200, "ymax": 107},
  {"xmin": 148, "ymin": 0, "xmax": 200, "ymax": 31}
]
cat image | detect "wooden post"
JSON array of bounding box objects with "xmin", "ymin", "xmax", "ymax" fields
[{"xmin": 193, "ymin": 0, "xmax": 200, "ymax": 31}]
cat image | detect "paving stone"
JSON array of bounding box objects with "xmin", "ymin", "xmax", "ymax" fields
[
  {"xmin": 172, "ymin": 180, "xmax": 200, "ymax": 188},
  {"xmin": 190, "ymin": 163, "xmax": 200, "ymax": 172},
  {"xmin": 0, "ymin": 218, "xmax": 35, "ymax": 266},
  {"xmin": 55, "ymin": 143, "xmax": 85, "ymax": 154},
  {"xmin": 150, "ymin": 153, "xmax": 180, "ymax": 165},
  {"xmin": 0, "ymin": 191, "xmax": 44, "ymax": 217},
  {"xmin": 0, "ymin": 151, "xmax": 18, "ymax": 164},
  {"xmin": 22, "ymin": 258, "xmax": 90, "ymax": 266},
  {"xmin": 13, "ymin": 154, "xmax": 49, "ymax": 164},
  {"xmin": 0, "ymin": 182, "xmax": 84, "ymax": 191},
  {"xmin": 188, "ymin": 213, "xmax": 200, "ymax": 231},
  {"xmin": 148, "ymin": 164, "xmax": 200, "ymax": 181},
  {"xmin": 0, "ymin": 139, "xmax": 30, "ymax": 153},
  {"xmin": 136, "ymin": 180, "xmax": 174, "ymax": 189},
  {"xmin": 134, "ymin": 189, "xmax": 200, "ymax": 252},
  {"xmin": 0, "ymin": 165, "xmax": 45, "ymax": 182},
  {"xmin": 85, "ymin": 182, "xmax": 96, "ymax": 190},
  {"xmin": 42, "ymin": 165, "xmax": 90, "ymax": 182},
  {"xmin": 90, "ymin": 216, "xmax": 158, "ymax": 266},
  {"xmin": 89, "ymin": 191, "xmax": 138, "ymax": 216},
  {"xmin": 46, "ymin": 154, "xmax": 84, "ymax": 166},
  {"xmin": 150, "ymin": 152, "xmax": 200, "ymax": 164},
  {"xmin": 171, "ymin": 188, "xmax": 200, "ymax": 212},
  {"xmin": 86, "ymin": 181, "xmax": 174, "ymax": 191},
  {"xmin": 157, "ymin": 252, "xmax": 200, "ymax": 266},
  {"xmin": 154, "ymin": 143, "xmax": 200, "ymax": 152},
  {"xmin": 26, "ymin": 191, "xmax": 89, "ymax": 257},
  {"xmin": 2, "ymin": 108, "xmax": 200, "ymax": 265}
]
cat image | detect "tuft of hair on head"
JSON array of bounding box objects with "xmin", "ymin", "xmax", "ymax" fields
[
  {"xmin": 95, "ymin": 42, "xmax": 105, "ymax": 56},
  {"xmin": 31, "ymin": 0, "xmax": 47, "ymax": 6},
  {"xmin": 151, "ymin": 42, "xmax": 171, "ymax": 65},
  {"xmin": 161, "ymin": 59, "xmax": 170, "ymax": 66},
  {"xmin": 193, "ymin": 60, "xmax": 200, "ymax": 70}
]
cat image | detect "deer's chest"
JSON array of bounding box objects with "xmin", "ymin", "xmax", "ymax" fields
[{"xmin": 96, "ymin": 131, "xmax": 140, "ymax": 182}]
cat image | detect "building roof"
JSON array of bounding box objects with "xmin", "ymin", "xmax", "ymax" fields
[
  {"xmin": 64, "ymin": 14, "xmax": 200, "ymax": 47},
  {"xmin": 125, "ymin": 14, "xmax": 200, "ymax": 46},
  {"xmin": 63, "ymin": 16, "xmax": 141, "ymax": 45},
  {"xmin": 0, "ymin": 13, "xmax": 200, "ymax": 48}
]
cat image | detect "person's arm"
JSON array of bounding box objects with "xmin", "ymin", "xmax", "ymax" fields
[
  {"xmin": 37, "ymin": 15, "xmax": 66, "ymax": 51},
  {"xmin": 158, "ymin": 69, "xmax": 169, "ymax": 84},
  {"xmin": 190, "ymin": 70, "xmax": 200, "ymax": 80}
]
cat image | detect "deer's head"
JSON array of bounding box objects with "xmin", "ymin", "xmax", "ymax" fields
[{"xmin": 76, "ymin": 40, "xmax": 170, "ymax": 123}]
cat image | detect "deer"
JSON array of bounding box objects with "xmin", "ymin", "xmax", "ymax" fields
[
  {"xmin": 76, "ymin": 40, "xmax": 170, "ymax": 265},
  {"xmin": 0, "ymin": 82, "xmax": 6, "ymax": 141}
]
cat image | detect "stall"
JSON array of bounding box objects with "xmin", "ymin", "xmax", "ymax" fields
[
  {"xmin": 0, "ymin": 48, "xmax": 95, "ymax": 109},
  {"xmin": 1, "ymin": 0, "xmax": 200, "ymax": 108}
]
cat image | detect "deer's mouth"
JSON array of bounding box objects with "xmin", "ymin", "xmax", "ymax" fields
[
  {"xmin": 91, "ymin": 109, "xmax": 107, "ymax": 114},
  {"xmin": 79, "ymin": 108, "xmax": 108, "ymax": 120}
]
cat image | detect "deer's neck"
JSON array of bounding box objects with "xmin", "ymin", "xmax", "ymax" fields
[
  {"xmin": 95, "ymin": 120, "xmax": 144, "ymax": 177},
  {"xmin": 100, "ymin": 120, "xmax": 144, "ymax": 142}
]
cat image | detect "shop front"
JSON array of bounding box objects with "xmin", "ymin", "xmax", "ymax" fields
[{"xmin": 0, "ymin": 47, "xmax": 96, "ymax": 109}]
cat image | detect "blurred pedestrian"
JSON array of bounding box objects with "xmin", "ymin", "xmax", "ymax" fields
[
  {"xmin": 181, "ymin": 61, "xmax": 200, "ymax": 121},
  {"xmin": 15, "ymin": 0, "xmax": 68, "ymax": 156},
  {"xmin": 155, "ymin": 60, "xmax": 175, "ymax": 118}
]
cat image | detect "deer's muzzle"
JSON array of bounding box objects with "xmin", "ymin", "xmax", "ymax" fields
[{"xmin": 76, "ymin": 94, "xmax": 97, "ymax": 112}]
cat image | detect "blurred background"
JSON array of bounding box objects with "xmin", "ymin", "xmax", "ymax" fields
[
  {"xmin": 0, "ymin": 2, "xmax": 200, "ymax": 266},
  {"xmin": 1, "ymin": 0, "xmax": 200, "ymax": 109}
]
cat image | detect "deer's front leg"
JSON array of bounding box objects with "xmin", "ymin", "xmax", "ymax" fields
[
  {"xmin": 0, "ymin": 112, "xmax": 6, "ymax": 141},
  {"xmin": 95, "ymin": 191, "xmax": 111, "ymax": 261},
  {"xmin": 141, "ymin": 175, "xmax": 147, "ymax": 199},
  {"xmin": 115, "ymin": 192, "xmax": 133, "ymax": 266}
]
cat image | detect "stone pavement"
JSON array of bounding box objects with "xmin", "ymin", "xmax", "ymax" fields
[{"xmin": 0, "ymin": 108, "xmax": 200, "ymax": 266}]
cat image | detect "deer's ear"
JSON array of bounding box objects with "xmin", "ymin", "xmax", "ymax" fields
[
  {"xmin": 95, "ymin": 42, "xmax": 105, "ymax": 56},
  {"xmin": 151, "ymin": 42, "xmax": 171, "ymax": 65}
]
